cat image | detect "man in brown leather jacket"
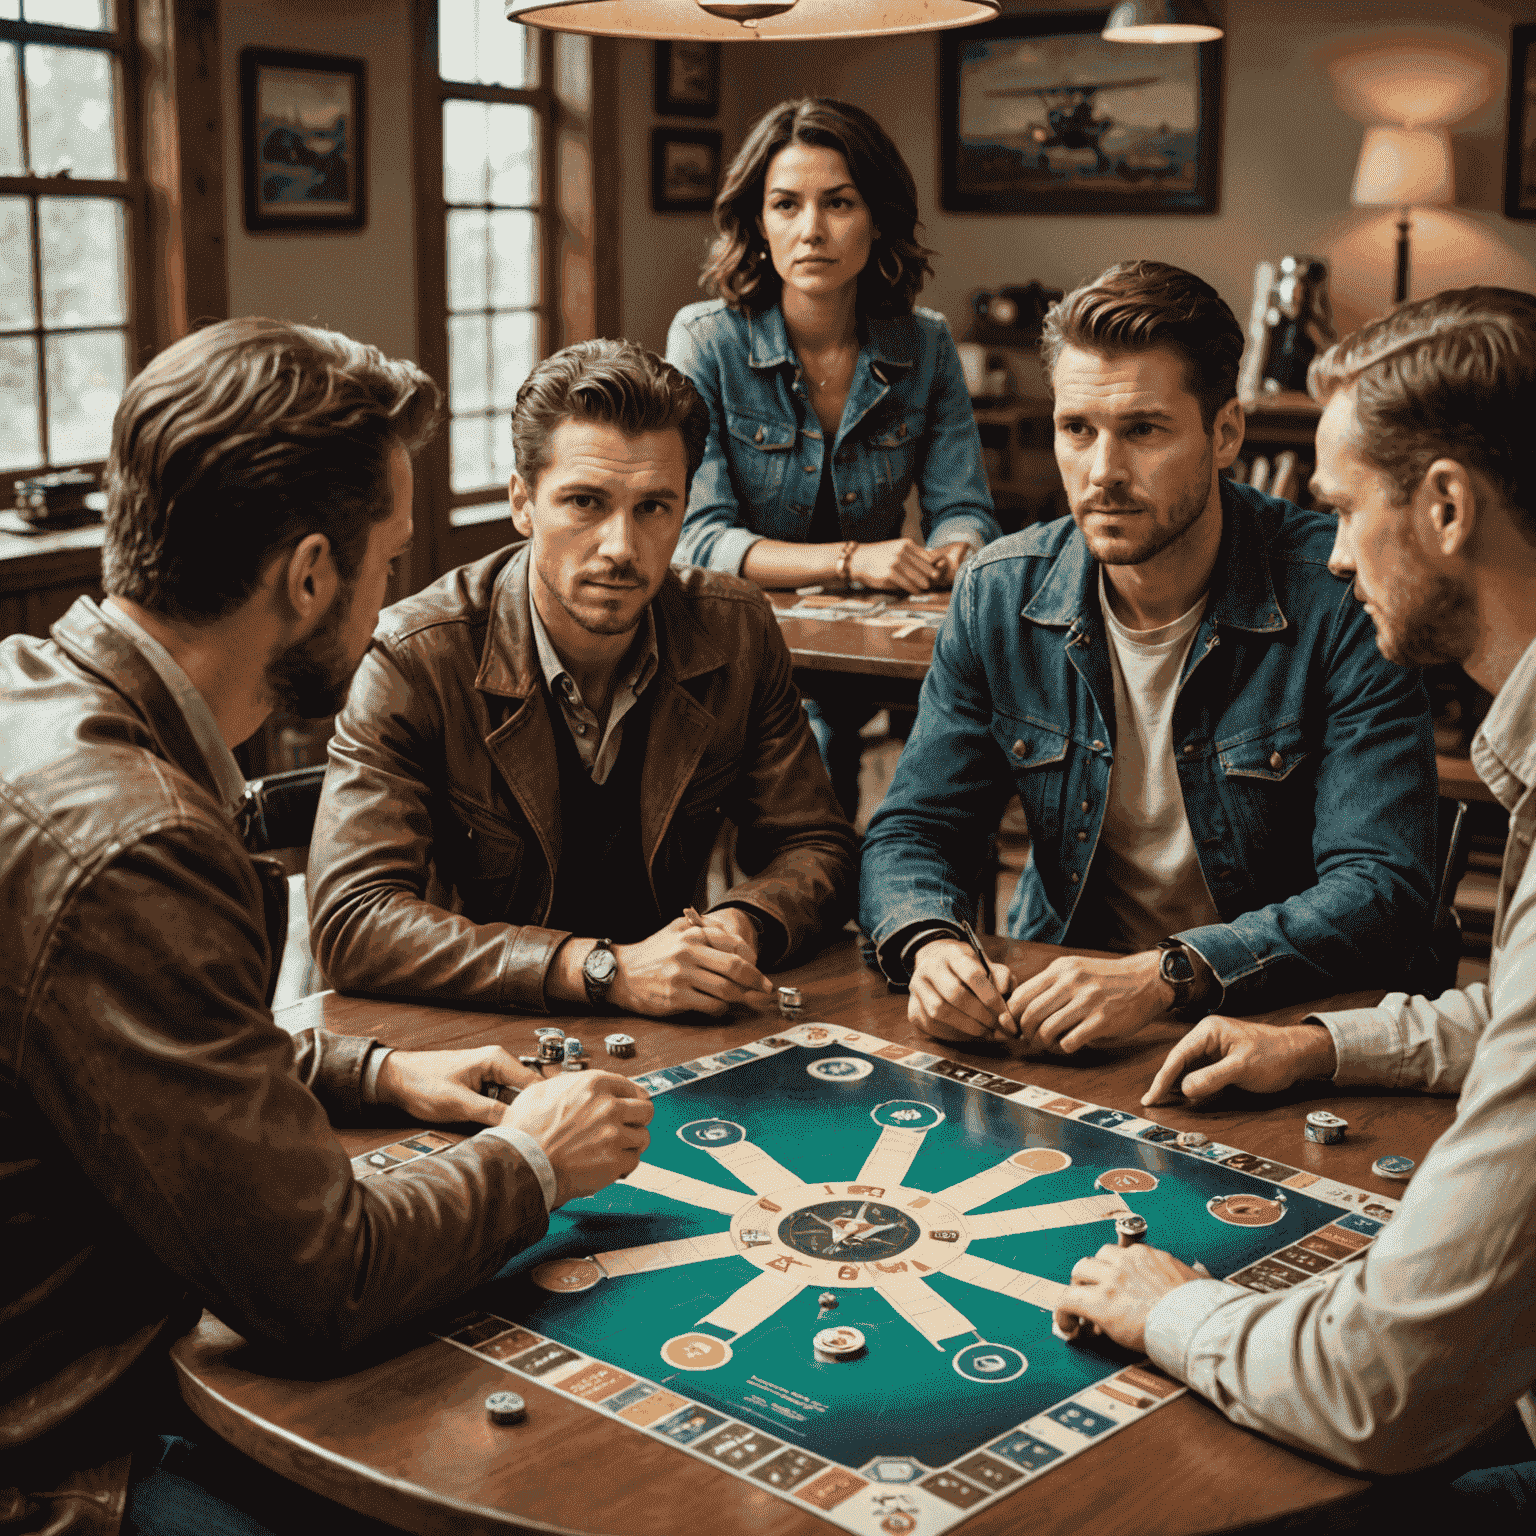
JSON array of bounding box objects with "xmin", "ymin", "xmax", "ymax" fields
[
  {"xmin": 308, "ymin": 339, "xmax": 854, "ymax": 1018},
  {"xmin": 0, "ymin": 319, "xmax": 652, "ymax": 1535}
]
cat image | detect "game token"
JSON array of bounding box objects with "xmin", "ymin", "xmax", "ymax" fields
[
  {"xmin": 1372, "ymin": 1154, "xmax": 1415, "ymax": 1180},
  {"xmin": 536, "ymin": 1027, "xmax": 565, "ymax": 1063},
  {"xmin": 1175, "ymin": 1130, "xmax": 1210, "ymax": 1149},
  {"xmin": 563, "ymin": 1037, "xmax": 584, "ymax": 1063},
  {"xmin": 1305, "ymin": 1111, "xmax": 1348, "ymax": 1144},
  {"xmin": 778, "ymin": 986, "xmax": 803, "ymax": 1019},
  {"xmin": 1115, "ymin": 1213, "xmax": 1148, "ymax": 1247},
  {"xmin": 817, "ymin": 1291, "xmax": 839, "ymax": 1317},
  {"xmin": 485, "ymin": 1390, "xmax": 526, "ymax": 1425},
  {"xmin": 813, "ymin": 1325, "xmax": 866, "ymax": 1362},
  {"xmin": 605, "ymin": 1032, "xmax": 635, "ymax": 1058}
]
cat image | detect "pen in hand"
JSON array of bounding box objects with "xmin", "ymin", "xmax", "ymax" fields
[{"xmin": 961, "ymin": 919, "xmax": 1017, "ymax": 1037}]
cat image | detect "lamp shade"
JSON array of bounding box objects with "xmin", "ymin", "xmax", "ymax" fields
[
  {"xmin": 1102, "ymin": 0, "xmax": 1222, "ymax": 44},
  {"xmin": 505, "ymin": 0, "xmax": 999, "ymax": 40},
  {"xmin": 1351, "ymin": 126, "xmax": 1454, "ymax": 208}
]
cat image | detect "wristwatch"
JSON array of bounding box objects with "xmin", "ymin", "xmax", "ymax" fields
[
  {"xmin": 1156, "ymin": 940, "xmax": 1213, "ymax": 1019},
  {"xmin": 583, "ymin": 938, "xmax": 618, "ymax": 1008}
]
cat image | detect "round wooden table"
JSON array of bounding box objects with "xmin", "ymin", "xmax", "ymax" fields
[{"xmin": 172, "ymin": 936, "xmax": 1451, "ymax": 1536}]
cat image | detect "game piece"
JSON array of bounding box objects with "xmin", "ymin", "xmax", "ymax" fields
[
  {"xmin": 777, "ymin": 986, "xmax": 802, "ymax": 1019},
  {"xmin": 1175, "ymin": 1130, "xmax": 1210, "ymax": 1149},
  {"xmin": 1372, "ymin": 1154, "xmax": 1414, "ymax": 1180},
  {"xmin": 1305, "ymin": 1110, "xmax": 1348, "ymax": 1144},
  {"xmin": 813, "ymin": 1325, "xmax": 866, "ymax": 1362},
  {"xmin": 605, "ymin": 1032, "xmax": 635, "ymax": 1058},
  {"xmin": 485, "ymin": 1390, "xmax": 526, "ymax": 1424},
  {"xmin": 1115, "ymin": 1213, "xmax": 1148, "ymax": 1246},
  {"xmin": 562, "ymin": 1057, "xmax": 587, "ymax": 1072},
  {"xmin": 536, "ymin": 1027, "xmax": 565, "ymax": 1063},
  {"xmin": 563, "ymin": 1037, "xmax": 584, "ymax": 1061},
  {"xmin": 817, "ymin": 1291, "xmax": 838, "ymax": 1317}
]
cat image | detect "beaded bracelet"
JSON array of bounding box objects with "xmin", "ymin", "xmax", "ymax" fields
[{"xmin": 835, "ymin": 540, "xmax": 858, "ymax": 584}]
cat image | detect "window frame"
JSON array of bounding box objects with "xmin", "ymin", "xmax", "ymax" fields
[
  {"xmin": 0, "ymin": 1, "xmax": 153, "ymax": 504},
  {"xmin": 410, "ymin": 1, "xmax": 618, "ymax": 589}
]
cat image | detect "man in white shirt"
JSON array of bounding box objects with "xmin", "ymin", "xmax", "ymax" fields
[{"xmin": 1056, "ymin": 287, "xmax": 1536, "ymax": 1519}]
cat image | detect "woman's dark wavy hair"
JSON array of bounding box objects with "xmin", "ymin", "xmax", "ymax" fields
[{"xmin": 700, "ymin": 98, "xmax": 935, "ymax": 319}]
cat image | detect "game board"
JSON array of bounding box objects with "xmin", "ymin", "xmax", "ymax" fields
[{"xmin": 423, "ymin": 1023, "xmax": 1400, "ymax": 1536}]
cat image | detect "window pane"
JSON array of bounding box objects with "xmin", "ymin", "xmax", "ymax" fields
[
  {"xmin": 486, "ymin": 103, "xmax": 537, "ymax": 205},
  {"xmin": 0, "ymin": 46, "xmax": 22, "ymax": 175},
  {"xmin": 44, "ymin": 327, "xmax": 123, "ymax": 463},
  {"xmin": 489, "ymin": 407, "xmax": 515, "ymax": 485},
  {"xmin": 555, "ymin": 34, "xmax": 590, "ymax": 112},
  {"xmin": 25, "ymin": 45, "xmax": 117, "ymax": 179},
  {"xmin": 440, "ymin": 0, "xmax": 532, "ymax": 88},
  {"xmin": 448, "ymin": 312, "xmax": 488, "ymax": 412},
  {"xmin": 39, "ymin": 197, "xmax": 124, "ymax": 325},
  {"xmin": 488, "ymin": 209, "xmax": 536, "ymax": 308},
  {"xmin": 490, "ymin": 311, "xmax": 536, "ymax": 410},
  {"xmin": 443, "ymin": 99, "xmax": 487, "ymax": 205},
  {"xmin": 0, "ymin": 197, "xmax": 33, "ymax": 327},
  {"xmin": 0, "ymin": 334, "xmax": 40, "ymax": 471},
  {"xmin": 446, "ymin": 209, "xmax": 487, "ymax": 311},
  {"xmin": 24, "ymin": 0, "xmax": 110, "ymax": 27},
  {"xmin": 450, "ymin": 412, "xmax": 491, "ymax": 493},
  {"xmin": 0, "ymin": 3, "xmax": 19, "ymax": 19}
]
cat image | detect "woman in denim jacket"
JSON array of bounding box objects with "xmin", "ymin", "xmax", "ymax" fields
[{"xmin": 667, "ymin": 98, "xmax": 1001, "ymax": 816}]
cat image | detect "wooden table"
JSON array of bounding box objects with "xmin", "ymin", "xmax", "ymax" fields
[{"xmin": 171, "ymin": 937, "xmax": 1451, "ymax": 1536}]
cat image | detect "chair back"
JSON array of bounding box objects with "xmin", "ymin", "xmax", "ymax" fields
[{"xmin": 241, "ymin": 764, "xmax": 327, "ymax": 868}]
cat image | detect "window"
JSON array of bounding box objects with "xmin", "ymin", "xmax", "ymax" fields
[
  {"xmin": 412, "ymin": 0, "xmax": 613, "ymax": 581},
  {"xmin": 0, "ymin": 0, "xmax": 145, "ymax": 496}
]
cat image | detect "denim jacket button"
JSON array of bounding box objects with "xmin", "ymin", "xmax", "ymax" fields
[
  {"xmin": 1184, "ymin": 743, "xmax": 1196, "ymax": 755},
  {"xmin": 754, "ymin": 426, "xmax": 764, "ymax": 444},
  {"xmin": 1012, "ymin": 739, "xmax": 1028, "ymax": 757},
  {"xmin": 803, "ymin": 464, "xmax": 816, "ymax": 473},
  {"xmin": 842, "ymin": 491, "xmax": 857, "ymax": 504},
  {"xmin": 1077, "ymin": 830, "xmax": 1088, "ymax": 842},
  {"xmin": 1091, "ymin": 738, "xmax": 1105, "ymax": 751},
  {"xmin": 1269, "ymin": 750, "xmax": 1283, "ymax": 770},
  {"xmin": 1081, "ymin": 799, "xmax": 1090, "ymax": 812},
  {"xmin": 1069, "ymin": 872, "xmax": 1079, "ymax": 883}
]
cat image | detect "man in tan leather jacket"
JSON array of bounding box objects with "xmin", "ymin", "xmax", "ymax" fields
[
  {"xmin": 0, "ymin": 319, "xmax": 652, "ymax": 1535},
  {"xmin": 308, "ymin": 339, "xmax": 854, "ymax": 1018}
]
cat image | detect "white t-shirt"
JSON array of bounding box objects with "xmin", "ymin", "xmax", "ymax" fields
[{"xmin": 1091, "ymin": 568, "xmax": 1221, "ymax": 952}]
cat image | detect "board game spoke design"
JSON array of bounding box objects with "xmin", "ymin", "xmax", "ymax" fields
[{"xmin": 435, "ymin": 1030, "xmax": 1399, "ymax": 1536}]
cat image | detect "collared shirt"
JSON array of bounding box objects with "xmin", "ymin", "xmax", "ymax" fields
[
  {"xmin": 527, "ymin": 568, "xmax": 659, "ymax": 786},
  {"xmin": 1144, "ymin": 633, "xmax": 1536, "ymax": 1473},
  {"xmin": 95, "ymin": 597, "xmax": 249, "ymax": 817},
  {"xmin": 95, "ymin": 599, "xmax": 560, "ymax": 1210}
]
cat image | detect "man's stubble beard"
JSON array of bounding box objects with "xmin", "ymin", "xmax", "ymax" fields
[
  {"xmin": 263, "ymin": 579, "xmax": 359, "ymax": 719},
  {"xmin": 1376, "ymin": 563, "xmax": 1477, "ymax": 669},
  {"xmin": 1076, "ymin": 441, "xmax": 1214, "ymax": 568},
  {"xmin": 536, "ymin": 559, "xmax": 651, "ymax": 639}
]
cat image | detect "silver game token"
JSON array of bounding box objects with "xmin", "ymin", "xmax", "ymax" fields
[
  {"xmin": 604, "ymin": 1032, "xmax": 635, "ymax": 1058},
  {"xmin": 1372, "ymin": 1155, "xmax": 1415, "ymax": 1181},
  {"xmin": 813, "ymin": 1325, "xmax": 866, "ymax": 1362},
  {"xmin": 1115, "ymin": 1213, "xmax": 1148, "ymax": 1246},
  {"xmin": 485, "ymin": 1390, "xmax": 526, "ymax": 1424},
  {"xmin": 1305, "ymin": 1111, "xmax": 1348, "ymax": 1145},
  {"xmin": 1175, "ymin": 1130, "xmax": 1210, "ymax": 1149},
  {"xmin": 778, "ymin": 986, "xmax": 803, "ymax": 1020}
]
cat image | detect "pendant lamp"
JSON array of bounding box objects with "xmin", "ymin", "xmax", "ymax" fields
[{"xmin": 504, "ymin": 0, "xmax": 1000, "ymax": 42}]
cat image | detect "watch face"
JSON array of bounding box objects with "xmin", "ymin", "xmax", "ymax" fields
[
  {"xmin": 586, "ymin": 946, "xmax": 618, "ymax": 984},
  {"xmin": 1160, "ymin": 947, "xmax": 1195, "ymax": 985}
]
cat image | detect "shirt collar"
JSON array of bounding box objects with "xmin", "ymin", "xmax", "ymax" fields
[
  {"xmin": 95, "ymin": 598, "xmax": 249, "ymax": 817},
  {"xmin": 525, "ymin": 566, "xmax": 659, "ymax": 705},
  {"xmin": 746, "ymin": 303, "xmax": 917, "ymax": 381},
  {"xmin": 1470, "ymin": 632, "xmax": 1536, "ymax": 814}
]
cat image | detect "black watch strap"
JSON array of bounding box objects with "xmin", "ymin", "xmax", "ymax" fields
[{"xmin": 1156, "ymin": 939, "xmax": 1214, "ymax": 1020}]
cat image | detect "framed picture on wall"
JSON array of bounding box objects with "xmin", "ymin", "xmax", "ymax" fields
[
  {"xmin": 1505, "ymin": 24, "xmax": 1536, "ymax": 218},
  {"xmin": 654, "ymin": 41, "xmax": 720, "ymax": 118},
  {"xmin": 652, "ymin": 128, "xmax": 722, "ymax": 214},
  {"xmin": 241, "ymin": 48, "xmax": 366, "ymax": 232},
  {"xmin": 939, "ymin": 9, "xmax": 1223, "ymax": 215}
]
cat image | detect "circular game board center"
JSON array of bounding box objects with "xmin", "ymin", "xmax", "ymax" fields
[
  {"xmin": 1010, "ymin": 1146, "xmax": 1072, "ymax": 1174},
  {"xmin": 778, "ymin": 1200, "xmax": 921, "ymax": 1261},
  {"xmin": 660, "ymin": 1332, "xmax": 733, "ymax": 1371},
  {"xmin": 1208, "ymin": 1193, "xmax": 1286, "ymax": 1226},
  {"xmin": 530, "ymin": 1258, "xmax": 602, "ymax": 1293}
]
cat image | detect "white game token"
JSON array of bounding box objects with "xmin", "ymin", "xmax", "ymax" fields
[
  {"xmin": 485, "ymin": 1390, "xmax": 526, "ymax": 1424},
  {"xmin": 604, "ymin": 1032, "xmax": 635, "ymax": 1058},
  {"xmin": 1175, "ymin": 1130, "xmax": 1210, "ymax": 1149},
  {"xmin": 813, "ymin": 1325, "xmax": 866, "ymax": 1362}
]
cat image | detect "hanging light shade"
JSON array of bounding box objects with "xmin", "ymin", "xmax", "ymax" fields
[
  {"xmin": 505, "ymin": 0, "xmax": 1000, "ymax": 42},
  {"xmin": 1102, "ymin": 0, "xmax": 1222, "ymax": 44}
]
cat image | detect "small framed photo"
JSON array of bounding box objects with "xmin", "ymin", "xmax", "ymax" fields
[
  {"xmin": 241, "ymin": 48, "xmax": 366, "ymax": 233},
  {"xmin": 1506, "ymin": 25, "xmax": 1536, "ymax": 218},
  {"xmin": 652, "ymin": 128, "xmax": 722, "ymax": 214},
  {"xmin": 654, "ymin": 41, "xmax": 720, "ymax": 118}
]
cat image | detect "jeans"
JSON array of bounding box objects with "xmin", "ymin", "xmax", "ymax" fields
[{"xmin": 125, "ymin": 1425, "xmax": 396, "ymax": 1536}]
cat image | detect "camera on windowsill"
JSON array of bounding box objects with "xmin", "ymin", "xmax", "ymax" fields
[{"xmin": 12, "ymin": 469, "xmax": 103, "ymax": 531}]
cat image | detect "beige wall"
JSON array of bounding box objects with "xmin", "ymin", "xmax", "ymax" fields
[
  {"xmin": 691, "ymin": 0, "xmax": 1536, "ymax": 344},
  {"xmin": 220, "ymin": 0, "xmax": 418, "ymax": 362}
]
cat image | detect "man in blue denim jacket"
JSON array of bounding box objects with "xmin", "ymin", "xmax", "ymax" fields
[{"xmin": 861, "ymin": 262, "xmax": 1438, "ymax": 1052}]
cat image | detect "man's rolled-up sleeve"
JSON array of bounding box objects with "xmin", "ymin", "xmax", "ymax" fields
[{"xmin": 29, "ymin": 826, "xmax": 550, "ymax": 1354}]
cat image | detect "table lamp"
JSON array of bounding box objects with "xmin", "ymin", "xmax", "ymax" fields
[
  {"xmin": 1101, "ymin": 0, "xmax": 1222, "ymax": 44},
  {"xmin": 1350, "ymin": 125, "xmax": 1455, "ymax": 306},
  {"xmin": 504, "ymin": 0, "xmax": 998, "ymax": 40}
]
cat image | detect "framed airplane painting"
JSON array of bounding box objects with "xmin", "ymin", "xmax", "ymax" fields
[{"xmin": 940, "ymin": 8, "xmax": 1223, "ymax": 215}]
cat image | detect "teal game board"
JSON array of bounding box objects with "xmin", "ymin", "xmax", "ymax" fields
[{"xmin": 429, "ymin": 1022, "xmax": 1400, "ymax": 1536}]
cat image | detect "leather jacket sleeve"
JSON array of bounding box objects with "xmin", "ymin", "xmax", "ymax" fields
[
  {"xmin": 308, "ymin": 641, "xmax": 572, "ymax": 1011},
  {"xmin": 25, "ymin": 822, "xmax": 549, "ymax": 1352}
]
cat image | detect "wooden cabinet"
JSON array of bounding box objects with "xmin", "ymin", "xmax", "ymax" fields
[{"xmin": 0, "ymin": 520, "xmax": 104, "ymax": 643}]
